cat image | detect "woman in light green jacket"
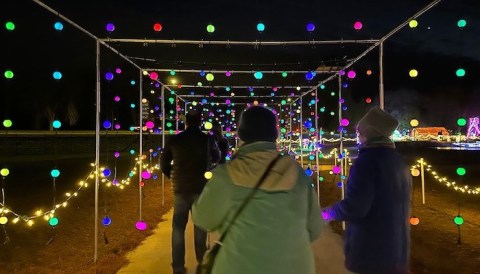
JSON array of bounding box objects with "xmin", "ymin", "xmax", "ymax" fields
[{"xmin": 193, "ymin": 106, "xmax": 324, "ymax": 274}]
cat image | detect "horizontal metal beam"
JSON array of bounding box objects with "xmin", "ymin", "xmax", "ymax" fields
[
  {"xmin": 144, "ymin": 68, "xmax": 338, "ymax": 74},
  {"xmin": 100, "ymin": 38, "xmax": 380, "ymax": 46}
]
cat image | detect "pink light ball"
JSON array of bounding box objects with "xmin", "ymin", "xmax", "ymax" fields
[
  {"xmin": 136, "ymin": 221, "xmax": 147, "ymax": 231},
  {"xmin": 149, "ymin": 72, "xmax": 158, "ymax": 80},
  {"xmin": 347, "ymin": 70, "xmax": 356, "ymax": 79},
  {"xmin": 341, "ymin": 118, "xmax": 350, "ymax": 127},
  {"xmin": 332, "ymin": 166, "xmax": 341, "ymax": 174},
  {"xmin": 145, "ymin": 121, "xmax": 154, "ymax": 129},
  {"xmin": 114, "ymin": 96, "xmax": 120, "ymax": 102},
  {"xmin": 114, "ymin": 151, "xmax": 120, "ymax": 158},
  {"xmin": 141, "ymin": 171, "xmax": 151, "ymax": 180},
  {"xmin": 115, "ymin": 68, "xmax": 122, "ymax": 74},
  {"xmin": 115, "ymin": 124, "xmax": 121, "ymax": 130},
  {"xmin": 225, "ymin": 71, "xmax": 232, "ymax": 77},
  {"xmin": 354, "ymin": 21, "xmax": 363, "ymax": 30}
]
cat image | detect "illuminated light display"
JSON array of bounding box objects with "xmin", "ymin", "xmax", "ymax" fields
[{"xmin": 466, "ymin": 117, "xmax": 480, "ymax": 138}]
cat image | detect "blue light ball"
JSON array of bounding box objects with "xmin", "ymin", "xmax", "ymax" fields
[
  {"xmin": 53, "ymin": 71, "xmax": 62, "ymax": 80},
  {"xmin": 306, "ymin": 23, "xmax": 315, "ymax": 32},
  {"xmin": 52, "ymin": 120, "xmax": 61, "ymax": 129},
  {"xmin": 102, "ymin": 216, "xmax": 112, "ymax": 226},
  {"xmin": 103, "ymin": 120, "xmax": 112, "ymax": 129},
  {"xmin": 51, "ymin": 169, "xmax": 60, "ymax": 178},
  {"xmin": 103, "ymin": 168, "xmax": 111, "ymax": 177},
  {"xmin": 54, "ymin": 22, "xmax": 64, "ymax": 31},
  {"xmin": 257, "ymin": 23, "xmax": 265, "ymax": 32}
]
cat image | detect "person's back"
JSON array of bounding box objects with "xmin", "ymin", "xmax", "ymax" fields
[
  {"xmin": 344, "ymin": 146, "xmax": 411, "ymax": 273},
  {"xmin": 323, "ymin": 107, "xmax": 412, "ymax": 274},
  {"xmin": 168, "ymin": 127, "xmax": 211, "ymax": 193}
]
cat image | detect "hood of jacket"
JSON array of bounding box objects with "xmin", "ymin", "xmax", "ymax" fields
[{"xmin": 226, "ymin": 142, "xmax": 299, "ymax": 191}]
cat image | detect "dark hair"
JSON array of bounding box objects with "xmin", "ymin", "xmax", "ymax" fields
[{"xmin": 186, "ymin": 110, "xmax": 201, "ymax": 127}]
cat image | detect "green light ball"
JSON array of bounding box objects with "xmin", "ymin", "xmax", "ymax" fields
[
  {"xmin": 206, "ymin": 73, "xmax": 214, "ymax": 81},
  {"xmin": 456, "ymin": 167, "xmax": 466, "ymax": 176},
  {"xmin": 454, "ymin": 215, "xmax": 464, "ymax": 226},
  {"xmin": 170, "ymin": 70, "xmax": 176, "ymax": 76},
  {"xmin": 49, "ymin": 217, "xmax": 59, "ymax": 226},
  {"xmin": 3, "ymin": 119, "xmax": 12, "ymax": 128},
  {"xmin": 456, "ymin": 68, "xmax": 466, "ymax": 77},
  {"xmin": 457, "ymin": 19, "xmax": 467, "ymax": 28},
  {"xmin": 5, "ymin": 22, "xmax": 15, "ymax": 31},
  {"xmin": 457, "ymin": 118, "xmax": 467, "ymax": 127},
  {"xmin": 4, "ymin": 70, "xmax": 14, "ymax": 79},
  {"xmin": 281, "ymin": 71, "xmax": 287, "ymax": 78},
  {"xmin": 207, "ymin": 24, "xmax": 215, "ymax": 33},
  {"xmin": 0, "ymin": 168, "xmax": 9, "ymax": 177}
]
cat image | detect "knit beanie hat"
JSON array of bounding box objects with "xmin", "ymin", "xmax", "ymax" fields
[
  {"xmin": 238, "ymin": 106, "xmax": 278, "ymax": 143},
  {"xmin": 357, "ymin": 107, "xmax": 399, "ymax": 139}
]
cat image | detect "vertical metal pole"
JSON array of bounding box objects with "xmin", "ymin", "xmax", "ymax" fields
[
  {"xmin": 289, "ymin": 103, "xmax": 293, "ymax": 153},
  {"xmin": 379, "ymin": 42, "xmax": 385, "ymax": 110},
  {"xmin": 338, "ymin": 74, "xmax": 345, "ymax": 230},
  {"xmin": 138, "ymin": 70, "xmax": 143, "ymax": 221},
  {"xmin": 314, "ymin": 88, "xmax": 320, "ymax": 205},
  {"xmin": 175, "ymin": 95, "xmax": 179, "ymax": 131},
  {"xmin": 161, "ymin": 86, "xmax": 165, "ymax": 206},
  {"xmin": 299, "ymin": 99, "xmax": 304, "ymax": 168},
  {"xmin": 94, "ymin": 40, "xmax": 100, "ymax": 263},
  {"xmin": 420, "ymin": 158, "xmax": 425, "ymax": 205}
]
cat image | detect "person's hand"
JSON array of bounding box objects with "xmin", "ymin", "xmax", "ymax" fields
[{"xmin": 321, "ymin": 208, "xmax": 334, "ymax": 223}]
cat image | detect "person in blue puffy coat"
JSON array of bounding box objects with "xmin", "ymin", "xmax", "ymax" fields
[{"xmin": 323, "ymin": 107, "xmax": 412, "ymax": 274}]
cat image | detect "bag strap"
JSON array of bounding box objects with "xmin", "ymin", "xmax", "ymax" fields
[{"xmin": 218, "ymin": 154, "xmax": 282, "ymax": 243}]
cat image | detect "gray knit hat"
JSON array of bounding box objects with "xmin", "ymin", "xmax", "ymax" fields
[
  {"xmin": 238, "ymin": 106, "xmax": 278, "ymax": 143},
  {"xmin": 357, "ymin": 107, "xmax": 399, "ymax": 139}
]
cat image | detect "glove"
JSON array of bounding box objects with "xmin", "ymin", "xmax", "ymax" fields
[{"xmin": 321, "ymin": 208, "xmax": 334, "ymax": 222}]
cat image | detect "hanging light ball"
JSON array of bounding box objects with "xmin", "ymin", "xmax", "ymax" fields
[
  {"xmin": 142, "ymin": 171, "xmax": 152, "ymax": 180},
  {"xmin": 105, "ymin": 72, "xmax": 114, "ymax": 81},
  {"xmin": 306, "ymin": 22, "xmax": 315, "ymax": 32},
  {"xmin": 365, "ymin": 97, "xmax": 372, "ymax": 104},
  {"xmin": 409, "ymin": 20, "xmax": 418, "ymax": 28},
  {"xmin": 305, "ymin": 71, "xmax": 315, "ymax": 80},
  {"xmin": 206, "ymin": 73, "xmax": 214, "ymax": 81},
  {"xmin": 206, "ymin": 24, "xmax": 215, "ymax": 33},
  {"xmin": 4, "ymin": 70, "xmax": 14, "ymax": 79},
  {"xmin": 136, "ymin": 221, "xmax": 147, "ymax": 231},
  {"xmin": 0, "ymin": 168, "xmax": 9, "ymax": 177},
  {"xmin": 281, "ymin": 71, "xmax": 288, "ymax": 78},
  {"xmin": 204, "ymin": 171, "xmax": 213, "ymax": 180},
  {"xmin": 409, "ymin": 69, "xmax": 418, "ymax": 78},
  {"xmin": 353, "ymin": 21, "xmax": 363, "ymax": 30},
  {"xmin": 5, "ymin": 22, "xmax": 15, "ymax": 31},
  {"xmin": 410, "ymin": 119, "xmax": 419, "ymax": 127},
  {"xmin": 145, "ymin": 121, "xmax": 154, "ymax": 129},
  {"xmin": 0, "ymin": 216, "xmax": 8, "ymax": 225},
  {"xmin": 106, "ymin": 23, "xmax": 115, "ymax": 32},
  {"xmin": 305, "ymin": 168, "xmax": 313, "ymax": 177},
  {"xmin": 54, "ymin": 22, "xmax": 64, "ymax": 31},
  {"xmin": 257, "ymin": 22, "xmax": 265, "ymax": 32},
  {"xmin": 103, "ymin": 168, "xmax": 111, "ymax": 177},
  {"xmin": 149, "ymin": 72, "xmax": 158, "ymax": 80},
  {"xmin": 409, "ymin": 216, "xmax": 420, "ymax": 226},
  {"xmin": 199, "ymin": 70, "xmax": 206, "ymax": 77},
  {"xmin": 225, "ymin": 71, "xmax": 232, "ymax": 77},
  {"xmin": 457, "ymin": 19, "xmax": 467, "ymax": 28},
  {"xmin": 341, "ymin": 118, "xmax": 350, "ymax": 127},
  {"xmin": 53, "ymin": 71, "xmax": 63, "ymax": 80},
  {"xmin": 411, "ymin": 168, "xmax": 420, "ymax": 177},
  {"xmin": 456, "ymin": 68, "xmax": 466, "ymax": 77},
  {"xmin": 103, "ymin": 120, "xmax": 112, "ymax": 129},
  {"xmin": 456, "ymin": 167, "xmax": 466, "ymax": 176},
  {"xmin": 153, "ymin": 23, "xmax": 162, "ymax": 32},
  {"xmin": 332, "ymin": 166, "xmax": 341, "ymax": 174},
  {"xmin": 254, "ymin": 71, "xmax": 263, "ymax": 80},
  {"xmin": 457, "ymin": 118, "xmax": 467, "ymax": 127},
  {"xmin": 3, "ymin": 119, "xmax": 12, "ymax": 128},
  {"xmin": 204, "ymin": 121, "xmax": 213, "ymax": 130},
  {"xmin": 52, "ymin": 120, "xmax": 62, "ymax": 129},
  {"xmin": 454, "ymin": 215, "xmax": 464, "ymax": 226},
  {"xmin": 102, "ymin": 216, "xmax": 112, "ymax": 226},
  {"xmin": 51, "ymin": 169, "xmax": 60, "ymax": 178},
  {"xmin": 49, "ymin": 217, "xmax": 59, "ymax": 227},
  {"xmin": 347, "ymin": 70, "xmax": 356, "ymax": 79}
]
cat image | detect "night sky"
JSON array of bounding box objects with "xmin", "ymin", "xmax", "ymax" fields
[{"xmin": 1, "ymin": 0, "xmax": 480, "ymax": 131}]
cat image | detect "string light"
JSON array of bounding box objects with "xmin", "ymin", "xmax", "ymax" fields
[{"xmin": 412, "ymin": 159, "xmax": 480, "ymax": 195}]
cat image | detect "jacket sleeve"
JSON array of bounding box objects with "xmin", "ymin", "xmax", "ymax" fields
[
  {"xmin": 326, "ymin": 156, "xmax": 375, "ymax": 221},
  {"xmin": 160, "ymin": 140, "xmax": 173, "ymax": 178},
  {"xmin": 193, "ymin": 168, "xmax": 232, "ymax": 231},
  {"xmin": 208, "ymin": 136, "xmax": 221, "ymax": 165},
  {"xmin": 307, "ymin": 181, "xmax": 324, "ymax": 242}
]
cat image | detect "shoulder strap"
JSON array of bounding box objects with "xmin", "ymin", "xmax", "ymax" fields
[{"xmin": 218, "ymin": 154, "xmax": 282, "ymax": 242}]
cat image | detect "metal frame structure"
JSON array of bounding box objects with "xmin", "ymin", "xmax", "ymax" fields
[{"xmin": 32, "ymin": 0, "xmax": 442, "ymax": 263}]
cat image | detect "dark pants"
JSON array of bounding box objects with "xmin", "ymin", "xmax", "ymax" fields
[{"xmin": 172, "ymin": 193, "xmax": 207, "ymax": 272}]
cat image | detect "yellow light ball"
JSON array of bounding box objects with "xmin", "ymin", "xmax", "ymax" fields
[
  {"xmin": 411, "ymin": 168, "xmax": 420, "ymax": 177},
  {"xmin": 0, "ymin": 216, "xmax": 7, "ymax": 225},
  {"xmin": 410, "ymin": 119, "xmax": 419, "ymax": 127},
  {"xmin": 409, "ymin": 69, "xmax": 418, "ymax": 78},
  {"xmin": 253, "ymin": 100, "xmax": 259, "ymax": 106},
  {"xmin": 204, "ymin": 122, "xmax": 213, "ymax": 130},
  {"xmin": 409, "ymin": 20, "xmax": 418, "ymax": 28},
  {"xmin": 204, "ymin": 171, "xmax": 213, "ymax": 180},
  {"xmin": 0, "ymin": 168, "xmax": 9, "ymax": 177}
]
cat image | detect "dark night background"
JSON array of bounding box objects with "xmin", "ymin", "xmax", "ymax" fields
[{"xmin": 1, "ymin": 0, "xmax": 480, "ymax": 132}]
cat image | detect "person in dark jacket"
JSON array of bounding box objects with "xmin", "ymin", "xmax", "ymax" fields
[
  {"xmin": 160, "ymin": 109, "xmax": 220, "ymax": 274},
  {"xmin": 322, "ymin": 107, "xmax": 412, "ymax": 274},
  {"xmin": 211, "ymin": 122, "xmax": 229, "ymax": 164}
]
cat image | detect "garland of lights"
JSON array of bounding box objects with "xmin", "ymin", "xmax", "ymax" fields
[{"xmin": 411, "ymin": 159, "xmax": 479, "ymax": 195}]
